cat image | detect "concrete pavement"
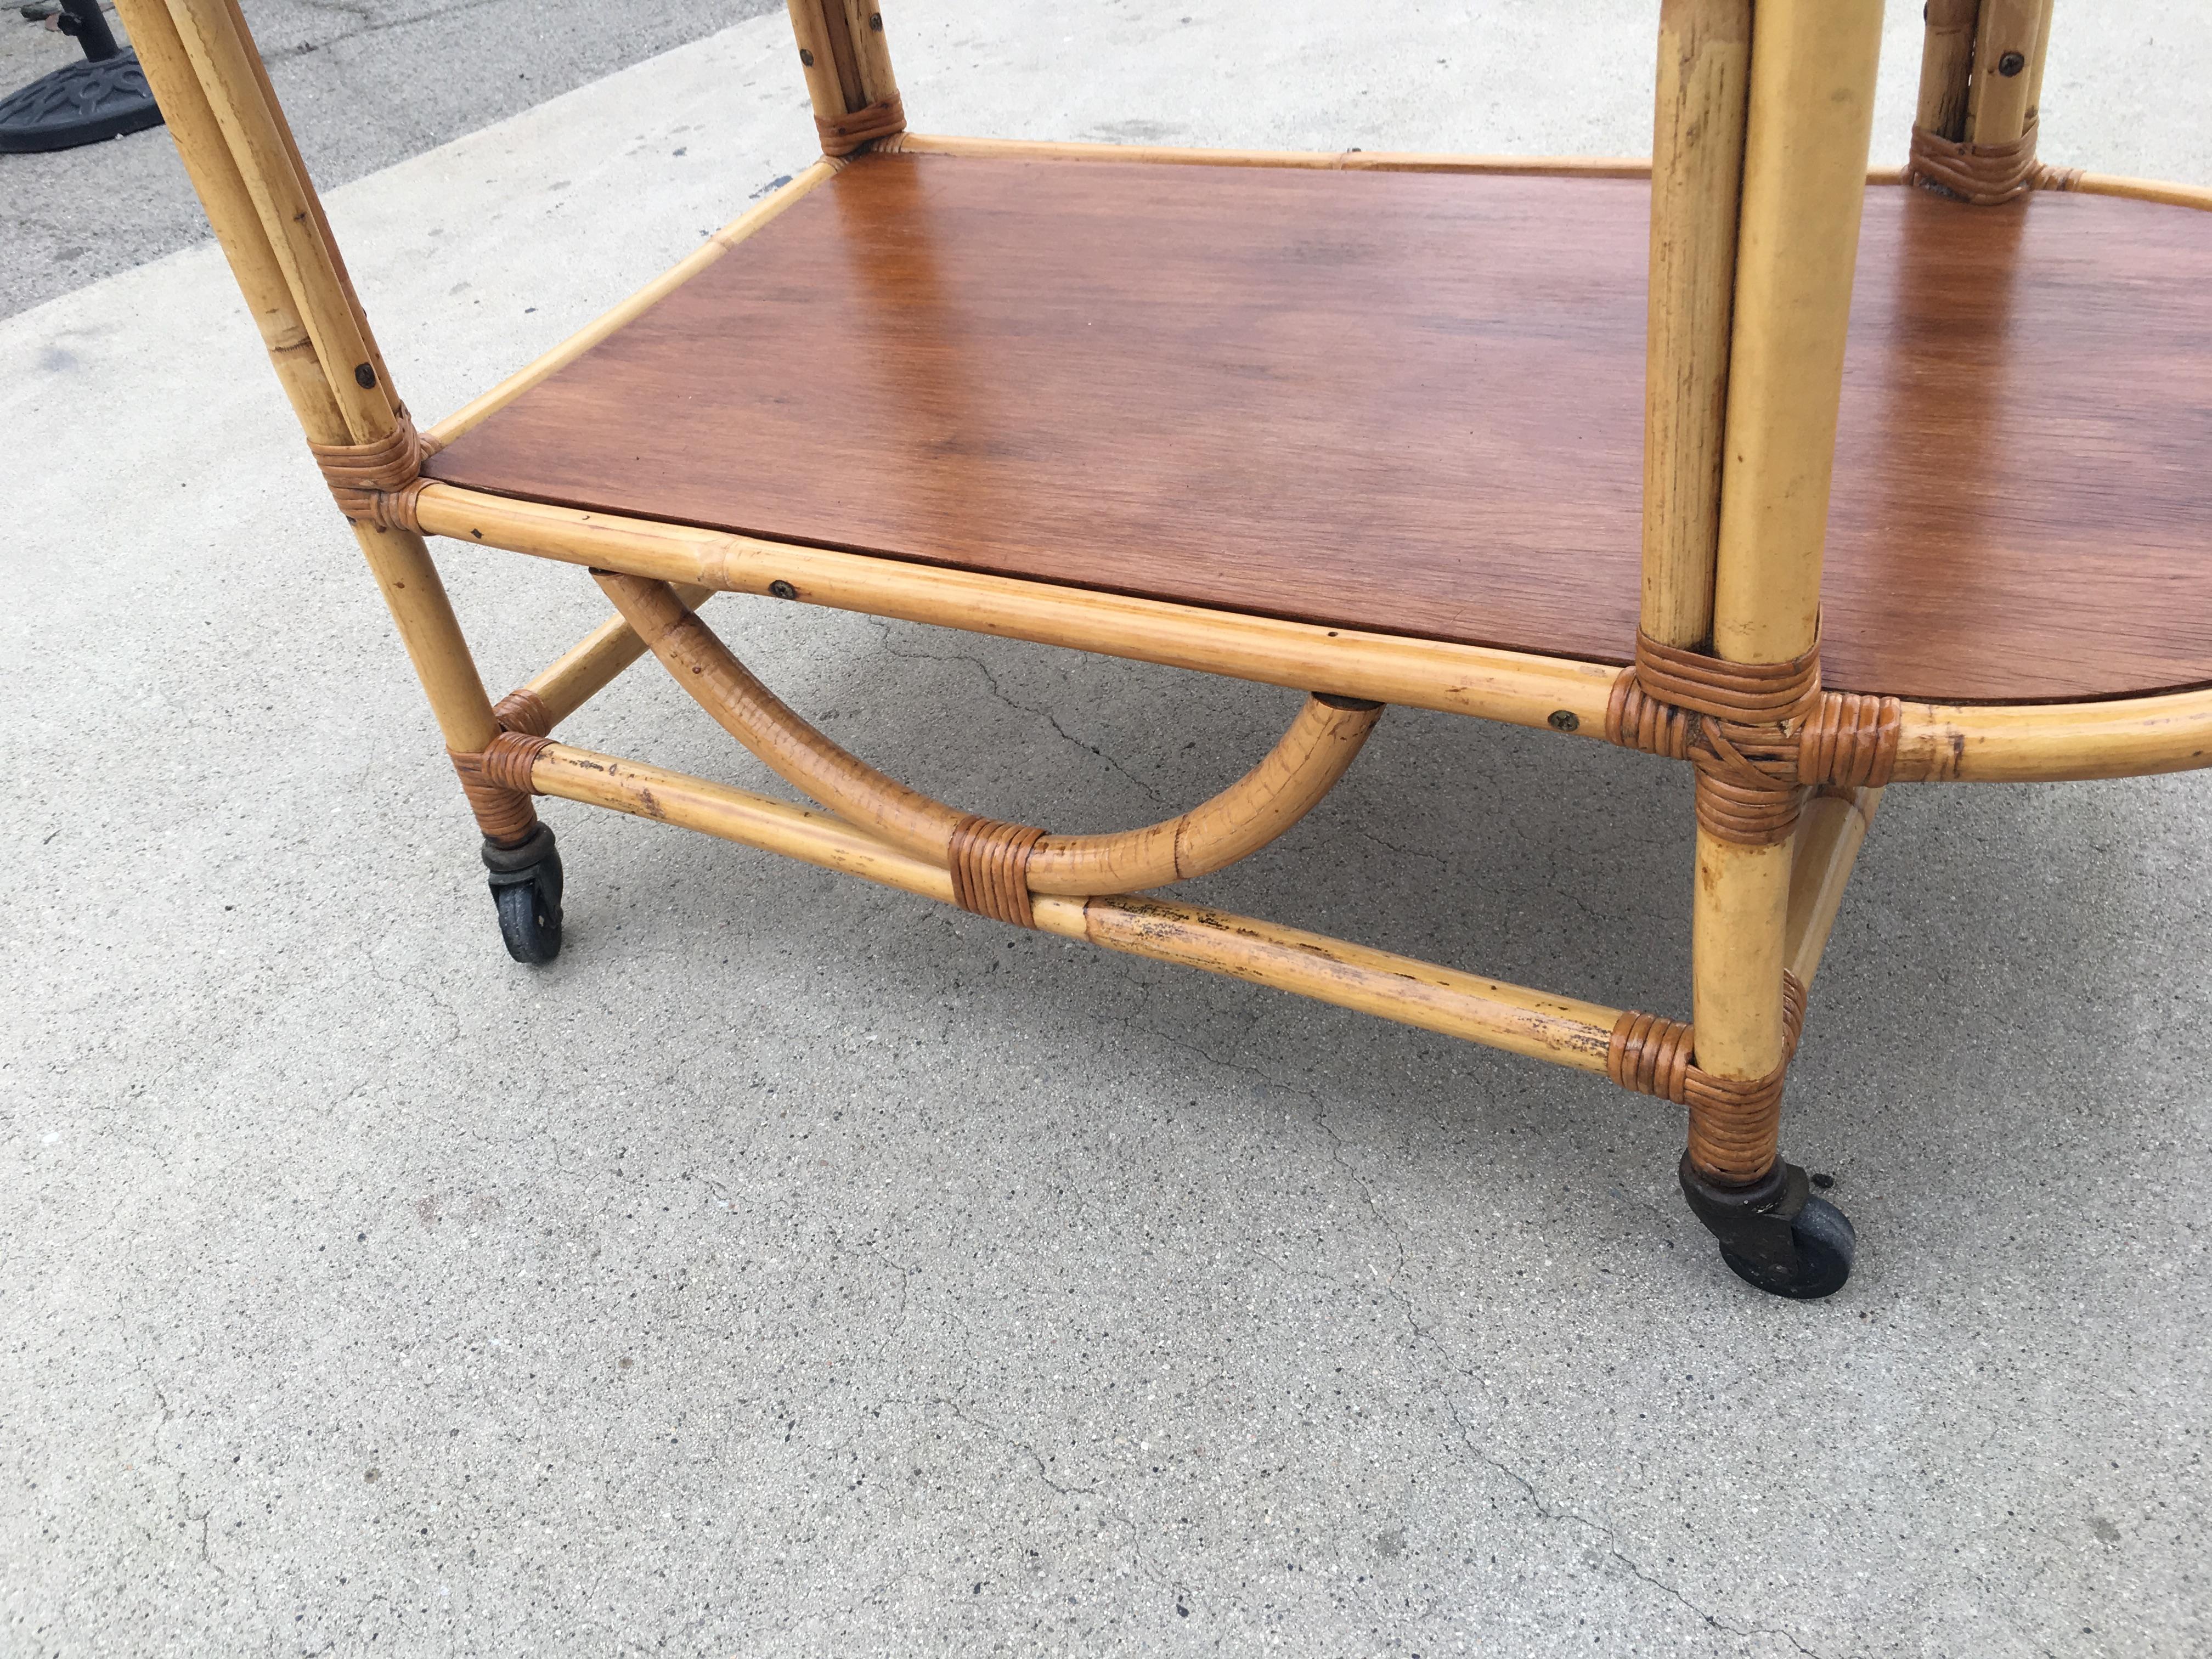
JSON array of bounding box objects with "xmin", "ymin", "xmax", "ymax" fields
[
  {"xmin": 0, "ymin": 0, "xmax": 777, "ymax": 318},
  {"xmin": 3, "ymin": 3, "xmax": 2209, "ymax": 1654}
]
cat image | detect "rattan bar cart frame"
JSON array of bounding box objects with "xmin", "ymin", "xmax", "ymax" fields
[{"xmin": 118, "ymin": 0, "xmax": 2212, "ymax": 1296}]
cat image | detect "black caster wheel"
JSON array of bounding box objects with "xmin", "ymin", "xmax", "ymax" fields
[
  {"xmin": 482, "ymin": 825, "xmax": 563, "ymax": 965},
  {"xmin": 1679, "ymin": 1154, "xmax": 1855, "ymax": 1300}
]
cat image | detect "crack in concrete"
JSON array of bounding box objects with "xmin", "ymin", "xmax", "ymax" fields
[
  {"xmin": 142, "ymin": 1372, "xmax": 222, "ymax": 1576},
  {"xmin": 863, "ymin": 619, "xmax": 1175, "ymax": 810},
  {"xmin": 923, "ymin": 1395, "xmax": 1187, "ymax": 1602},
  {"xmin": 1300, "ymin": 1084, "xmax": 1836, "ymax": 1658}
]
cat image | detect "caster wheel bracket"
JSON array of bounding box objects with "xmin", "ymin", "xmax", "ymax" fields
[
  {"xmin": 1679, "ymin": 1154, "xmax": 1855, "ymax": 1300},
  {"xmin": 482, "ymin": 825, "xmax": 563, "ymax": 964}
]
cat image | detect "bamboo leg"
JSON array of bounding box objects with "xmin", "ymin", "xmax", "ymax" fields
[
  {"xmin": 1915, "ymin": 0, "xmax": 1980, "ymax": 144},
  {"xmin": 1965, "ymin": 0, "xmax": 2044, "ymax": 146},
  {"xmin": 510, "ymin": 587, "xmax": 715, "ymax": 733},
  {"xmin": 121, "ymin": 0, "xmax": 501, "ymax": 764},
  {"xmin": 1784, "ymin": 788, "xmax": 1882, "ymax": 989},
  {"xmin": 2024, "ymin": 0, "xmax": 2056, "ymax": 127},
  {"xmin": 1693, "ymin": 0, "xmax": 1883, "ymax": 1187},
  {"xmin": 785, "ymin": 0, "xmax": 903, "ymax": 155},
  {"xmin": 1640, "ymin": 0, "xmax": 1753, "ymax": 651}
]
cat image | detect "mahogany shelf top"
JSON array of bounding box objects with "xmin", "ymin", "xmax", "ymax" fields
[{"xmin": 427, "ymin": 151, "xmax": 2212, "ymax": 703}]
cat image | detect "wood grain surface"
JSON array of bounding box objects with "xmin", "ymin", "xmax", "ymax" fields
[{"xmin": 427, "ymin": 151, "xmax": 2212, "ymax": 702}]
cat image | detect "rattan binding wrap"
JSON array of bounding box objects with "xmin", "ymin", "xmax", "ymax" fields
[
  {"xmin": 1633, "ymin": 633, "xmax": 1821, "ymax": 725},
  {"xmin": 1609, "ymin": 971, "xmax": 1808, "ymax": 1185},
  {"xmin": 1605, "ymin": 648, "xmax": 1903, "ymax": 806},
  {"xmin": 492, "ymin": 687, "xmax": 555, "ymax": 738},
  {"xmin": 1798, "ymin": 691, "xmax": 1901, "ymax": 788},
  {"xmin": 308, "ymin": 409, "xmax": 439, "ymax": 527},
  {"xmin": 949, "ymin": 814, "xmax": 1047, "ymax": 927},
  {"xmin": 817, "ymin": 92, "xmax": 905, "ymax": 156},
  {"xmin": 1906, "ymin": 121, "xmax": 2082, "ymax": 206},
  {"xmin": 447, "ymin": 730, "xmax": 551, "ymax": 846},
  {"xmin": 1609, "ymin": 634, "xmax": 1825, "ymax": 846}
]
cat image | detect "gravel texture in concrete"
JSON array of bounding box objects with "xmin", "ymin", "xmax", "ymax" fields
[
  {"xmin": 0, "ymin": 0, "xmax": 776, "ymax": 319},
  {"xmin": 3, "ymin": 3, "xmax": 2209, "ymax": 1655}
]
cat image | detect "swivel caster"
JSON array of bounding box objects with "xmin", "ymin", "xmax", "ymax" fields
[
  {"xmin": 1679, "ymin": 1154, "xmax": 1855, "ymax": 1300},
  {"xmin": 482, "ymin": 823, "xmax": 563, "ymax": 965}
]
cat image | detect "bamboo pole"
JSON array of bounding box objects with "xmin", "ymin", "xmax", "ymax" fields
[
  {"xmin": 786, "ymin": 0, "xmax": 860, "ymax": 122},
  {"xmin": 2066, "ymin": 173, "xmax": 2212, "ymax": 211},
  {"xmin": 1965, "ymin": 0, "xmax": 2044, "ymax": 146},
  {"xmin": 1893, "ymin": 690, "xmax": 2212, "ymax": 782},
  {"xmin": 350, "ymin": 526, "xmax": 501, "ymax": 753},
  {"xmin": 2024, "ymin": 0, "xmax": 2056, "ymax": 125},
  {"xmin": 592, "ymin": 572, "xmax": 1381, "ymax": 895},
  {"xmin": 1695, "ymin": 0, "xmax": 1882, "ymax": 1126},
  {"xmin": 112, "ymin": 0, "xmax": 345, "ymax": 443},
  {"xmin": 839, "ymin": 0, "xmax": 898, "ymax": 109},
  {"xmin": 785, "ymin": 0, "xmax": 900, "ymax": 150},
  {"xmin": 412, "ymin": 484, "xmax": 1621, "ymax": 737},
  {"xmin": 514, "ymin": 586, "xmax": 715, "ymax": 732},
  {"xmin": 891, "ymin": 132, "xmax": 1912, "ymax": 183},
  {"xmin": 129, "ymin": 0, "xmax": 498, "ymax": 755},
  {"xmin": 426, "ymin": 162, "xmax": 839, "ymax": 448},
  {"xmin": 1641, "ymin": 0, "xmax": 1753, "ymax": 651},
  {"xmin": 404, "ymin": 492, "xmax": 2212, "ymax": 788},
  {"xmin": 1915, "ymin": 0, "xmax": 1980, "ymax": 143},
  {"xmin": 887, "ymin": 132, "xmax": 1652, "ymax": 176},
  {"xmin": 1711, "ymin": 0, "xmax": 1883, "ymax": 668},
  {"xmin": 524, "ymin": 742, "xmax": 1622, "ymax": 1071},
  {"xmin": 1784, "ymin": 787, "xmax": 1881, "ymax": 988},
  {"xmin": 160, "ymin": 0, "xmax": 396, "ymax": 444}
]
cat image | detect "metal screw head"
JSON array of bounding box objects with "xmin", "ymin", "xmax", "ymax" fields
[
  {"xmin": 769, "ymin": 579, "xmax": 798, "ymax": 600},
  {"xmin": 354, "ymin": 362, "xmax": 377, "ymax": 389},
  {"xmin": 1997, "ymin": 50, "xmax": 2026, "ymax": 75},
  {"xmin": 798, "ymin": 47, "xmax": 815, "ymax": 66},
  {"xmin": 868, "ymin": 12, "xmax": 883, "ymax": 29},
  {"xmin": 1548, "ymin": 709, "xmax": 1579, "ymax": 732}
]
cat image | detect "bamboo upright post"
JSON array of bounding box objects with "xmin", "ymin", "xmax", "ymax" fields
[
  {"xmin": 1640, "ymin": 0, "xmax": 1753, "ymax": 651},
  {"xmin": 120, "ymin": 0, "xmax": 501, "ymax": 761},
  {"xmin": 2024, "ymin": 0, "xmax": 2056, "ymax": 127},
  {"xmin": 1691, "ymin": 0, "xmax": 1883, "ymax": 1182},
  {"xmin": 1915, "ymin": 0, "xmax": 1980, "ymax": 143},
  {"xmin": 1965, "ymin": 0, "xmax": 2045, "ymax": 146},
  {"xmin": 785, "ymin": 0, "xmax": 904, "ymax": 155}
]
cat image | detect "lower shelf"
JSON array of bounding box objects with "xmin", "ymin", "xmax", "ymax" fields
[{"xmin": 425, "ymin": 148, "xmax": 2212, "ymax": 705}]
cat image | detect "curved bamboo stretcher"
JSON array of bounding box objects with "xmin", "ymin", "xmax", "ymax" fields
[{"xmin": 117, "ymin": 0, "xmax": 2211, "ymax": 1296}]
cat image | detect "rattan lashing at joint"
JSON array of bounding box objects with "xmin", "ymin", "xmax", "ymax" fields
[
  {"xmin": 1604, "ymin": 633, "xmax": 1902, "ymax": 831},
  {"xmin": 1608, "ymin": 972, "xmax": 1809, "ymax": 1187},
  {"xmin": 947, "ymin": 814, "xmax": 1047, "ymax": 928},
  {"xmin": 816, "ymin": 92, "xmax": 905, "ymax": 157},
  {"xmin": 1905, "ymin": 119, "xmax": 2083, "ymax": 207},
  {"xmin": 449, "ymin": 729, "xmax": 552, "ymax": 848},
  {"xmin": 307, "ymin": 409, "xmax": 439, "ymax": 531}
]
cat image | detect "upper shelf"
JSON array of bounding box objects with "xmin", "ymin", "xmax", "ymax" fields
[{"xmin": 425, "ymin": 150, "xmax": 2212, "ymax": 705}]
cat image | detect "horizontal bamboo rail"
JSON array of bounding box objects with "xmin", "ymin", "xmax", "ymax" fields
[
  {"xmin": 1894, "ymin": 691, "xmax": 2212, "ymax": 782},
  {"xmin": 594, "ymin": 571, "xmax": 1381, "ymax": 895},
  {"xmin": 512, "ymin": 584, "xmax": 714, "ymax": 731},
  {"xmin": 889, "ymin": 133, "xmax": 1914, "ymax": 184},
  {"xmin": 526, "ymin": 741, "xmax": 1622, "ymax": 1071},
  {"xmin": 2068, "ymin": 173, "xmax": 2212, "ymax": 212},
  {"xmin": 416, "ymin": 486, "xmax": 2212, "ymax": 785},
  {"xmin": 414, "ymin": 485, "xmax": 1621, "ymax": 735},
  {"xmin": 425, "ymin": 160, "xmax": 841, "ymax": 449},
  {"xmin": 884, "ymin": 131, "xmax": 1651, "ymax": 176}
]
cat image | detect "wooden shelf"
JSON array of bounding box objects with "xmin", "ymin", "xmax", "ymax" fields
[{"xmin": 425, "ymin": 150, "xmax": 2212, "ymax": 704}]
